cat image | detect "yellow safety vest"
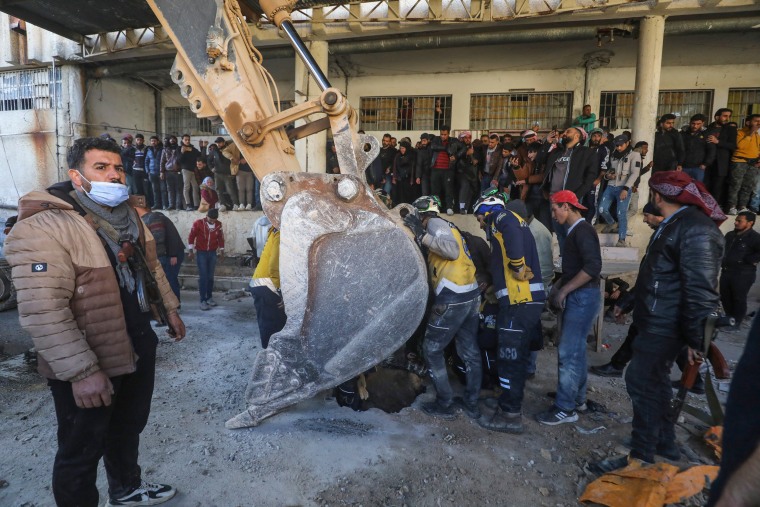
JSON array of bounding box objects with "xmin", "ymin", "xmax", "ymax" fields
[
  {"xmin": 250, "ymin": 228, "xmax": 280, "ymax": 291},
  {"xmin": 428, "ymin": 222, "xmax": 478, "ymax": 296}
]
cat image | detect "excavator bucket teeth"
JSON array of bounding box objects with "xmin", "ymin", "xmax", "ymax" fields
[{"xmin": 226, "ymin": 173, "xmax": 428, "ymax": 428}]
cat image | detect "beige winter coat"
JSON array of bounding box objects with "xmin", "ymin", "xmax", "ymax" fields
[
  {"xmin": 221, "ymin": 142, "xmax": 241, "ymax": 176},
  {"xmin": 4, "ymin": 186, "xmax": 179, "ymax": 382}
]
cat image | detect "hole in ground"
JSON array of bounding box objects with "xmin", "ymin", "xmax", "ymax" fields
[{"xmin": 334, "ymin": 349, "xmax": 426, "ymax": 413}]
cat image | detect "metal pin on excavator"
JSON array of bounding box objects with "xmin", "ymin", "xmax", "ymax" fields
[{"xmin": 146, "ymin": 0, "xmax": 428, "ymax": 427}]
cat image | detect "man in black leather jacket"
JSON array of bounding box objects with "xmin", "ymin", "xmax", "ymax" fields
[
  {"xmin": 593, "ymin": 171, "xmax": 725, "ymax": 474},
  {"xmin": 589, "ymin": 171, "xmax": 726, "ymax": 473}
]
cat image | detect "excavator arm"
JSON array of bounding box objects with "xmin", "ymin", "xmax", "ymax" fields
[{"xmin": 146, "ymin": 0, "xmax": 429, "ymax": 427}]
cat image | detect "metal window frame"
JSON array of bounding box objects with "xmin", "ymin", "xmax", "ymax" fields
[
  {"xmin": 599, "ymin": 89, "xmax": 714, "ymax": 131},
  {"xmin": 727, "ymin": 88, "xmax": 760, "ymax": 120},
  {"xmin": 359, "ymin": 94, "xmax": 452, "ymax": 131},
  {"xmin": 0, "ymin": 67, "xmax": 61, "ymax": 112},
  {"xmin": 164, "ymin": 106, "xmax": 227, "ymax": 136},
  {"xmin": 469, "ymin": 91, "xmax": 573, "ymax": 132}
]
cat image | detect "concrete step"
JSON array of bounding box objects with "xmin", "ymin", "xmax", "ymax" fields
[
  {"xmin": 553, "ymin": 240, "xmax": 640, "ymax": 263},
  {"xmin": 179, "ymin": 256, "xmax": 254, "ymax": 278},
  {"xmin": 178, "ymin": 274, "xmax": 249, "ymax": 292},
  {"xmin": 180, "ymin": 263, "xmax": 253, "ymax": 278},
  {"xmin": 597, "ymin": 233, "xmax": 627, "ymax": 247},
  {"xmin": 601, "ymin": 246, "xmax": 639, "ymax": 262}
]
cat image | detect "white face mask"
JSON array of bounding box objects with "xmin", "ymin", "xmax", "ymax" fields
[{"xmin": 79, "ymin": 173, "xmax": 129, "ymax": 207}]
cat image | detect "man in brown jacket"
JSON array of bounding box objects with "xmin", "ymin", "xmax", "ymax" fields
[{"xmin": 5, "ymin": 137, "xmax": 186, "ymax": 507}]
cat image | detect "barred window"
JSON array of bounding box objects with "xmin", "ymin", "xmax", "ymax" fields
[
  {"xmin": 165, "ymin": 102, "xmax": 295, "ymax": 137},
  {"xmin": 359, "ymin": 95, "xmax": 451, "ymax": 131},
  {"xmin": 0, "ymin": 67, "xmax": 61, "ymax": 112},
  {"xmin": 727, "ymin": 88, "xmax": 760, "ymax": 121},
  {"xmin": 599, "ymin": 90, "xmax": 713, "ymax": 131},
  {"xmin": 470, "ymin": 92, "xmax": 573, "ymax": 132},
  {"xmin": 165, "ymin": 107, "xmax": 226, "ymax": 136}
]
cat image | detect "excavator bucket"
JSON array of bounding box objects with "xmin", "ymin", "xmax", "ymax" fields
[
  {"xmin": 228, "ymin": 173, "xmax": 428, "ymax": 427},
  {"xmin": 146, "ymin": 0, "xmax": 429, "ymax": 427}
]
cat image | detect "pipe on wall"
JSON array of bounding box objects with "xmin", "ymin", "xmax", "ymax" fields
[{"xmin": 86, "ymin": 15, "xmax": 760, "ymax": 77}]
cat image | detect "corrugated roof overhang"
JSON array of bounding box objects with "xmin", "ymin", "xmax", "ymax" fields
[{"xmin": 0, "ymin": 0, "xmax": 344, "ymax": 42}]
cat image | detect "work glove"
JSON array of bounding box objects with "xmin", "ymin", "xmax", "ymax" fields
[
  {"xmin": 513, "ymin": 265, "xmax": 534, "ymax": 282},
  {"xmin": 403, "ymin": 214, "xmax": 426, "ymax": 243}
]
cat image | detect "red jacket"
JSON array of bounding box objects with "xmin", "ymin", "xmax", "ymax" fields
[
  {"xmin": 188, "ymin": 218, "xmax": 224, "ymax": 252},
  {"xmin": 200, "ymin": 187, "xmax": 218, "ymax": 209}
]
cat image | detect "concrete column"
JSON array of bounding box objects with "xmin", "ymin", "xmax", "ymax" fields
[
  {"xmin": 294, "ymin": 40, "xmax": 328, "ymax": 173},
  {"xmin": 60, "ymin": 65, "xmax": 87, "ymax": 178},
  {"xmin": 712, "ymin": 87, "xmax": 729, "ymax": 113},
  {"xmin": 631, "ymin": 15, "xmax": 665, "ymax": 193}
]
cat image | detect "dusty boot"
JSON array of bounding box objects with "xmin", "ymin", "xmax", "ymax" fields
[
  {"xmin": 656, "ymin": 441, "xmax": 681, "ymax": 461},
  {"xmin": 453, "ymin": 396, "xmax": 481, "ymax": 420},
  {"xmin": 587, "ymin": 454, "xmax": 648, "ymax": 476},
  {"xmin": 590, "ymin": 362, "xmax": 625, "ymax": 378},
  {"xmin": 421, "ymin": 400, "xmax": 457, "ymax": 420},
  {"xmin": 480, "ymin": 397, "xmax": 499, "ymax": 410},
  {"xmin": 478, "ymin": 407, "xmax": 523, "ymax": 434}
]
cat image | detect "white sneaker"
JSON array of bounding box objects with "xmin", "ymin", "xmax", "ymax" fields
[
  {"xmin": 446, "ymin": 208, "xmax": 454, "ymax": 216},
  {"xmin": 728, "ymin": 208, "xmax": 738, "ymax": 215},
  {"xmin": 245, "ymin": 204, "xmax": 252, "ymax": 210},
  {"xmin": 206, "ymin": 298, "xmax": 217, "ymax": 307},
  {"xmin": 106, "ymin": 481, "xmax": 176, "ymax": 506},
  {"xmin": 219, "ymin": 204, "xmax": 227, "ymax": 212}
]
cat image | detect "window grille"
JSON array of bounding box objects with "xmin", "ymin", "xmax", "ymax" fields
[
  {"xmin": 164, "ymin": 107, "xmax": 226, "ymax": 136},
  {"xmin": 599, "ymin": 90, "xmax": 713, "ymax": 131},
  {"xmin": 0, "ymin": 67, "xmax": 61, "ymax": 112},
  {"xmin": 165, "ymin": 102, "xmax": 295, "ymax": 137},
  {"xmin": 469, "ymin": 92, "xmax": 573, "ymax": 132},
  {"xmin": 359, "ymin": 95, "xmax": 452, "ymax": 131},
  {"xmin": 727, "ymin": 88, "xmax": 760, "ymax": 121}
]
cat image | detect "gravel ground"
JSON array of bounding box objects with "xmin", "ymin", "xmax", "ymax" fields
[{"xmin": 0, "ymin": 287, "xmax": 754, "ymax": 507}]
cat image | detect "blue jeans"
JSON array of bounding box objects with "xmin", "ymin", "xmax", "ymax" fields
[
  {"xmin": 556, "ymin": 286, "xmax": 600, "ymax": 412},
  {"xmin": 598, "ymin": 185, "xmax": 634, "ymax": 240},
  {"xmin": 423, "ymin": 296, "xmax": 482, "ymax": 407},
  {"xmin": 383, "ymin": 176, "xmax": 393, "ymax": 195},
  {"xmin": 683, "ymin": 167, "xmax": 705, "ymax": 183},
  {"xmin": 158, "ymin": 252, "xmax": 184, "ymax": 302},
  {"xmin": 196, "ymin": 250, "xmax": 217, "ymax": 302}
]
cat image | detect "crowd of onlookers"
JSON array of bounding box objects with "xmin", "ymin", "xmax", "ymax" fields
[
  {"xmin": 103, "ymin": 132, "xmax": 262, "ymax": 213},
  {"xmin": 360, "ymin": 106, "xmax": 760, "ymax": 248}
]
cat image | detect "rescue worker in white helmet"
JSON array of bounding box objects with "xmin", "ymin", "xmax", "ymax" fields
[
  {"xmin": 473, "ymin": 188, "xmax": 546, "ymax": 434},
  {"xmin": 403, "ymin": 195, "xmax": 482, "ymax": 420}
]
